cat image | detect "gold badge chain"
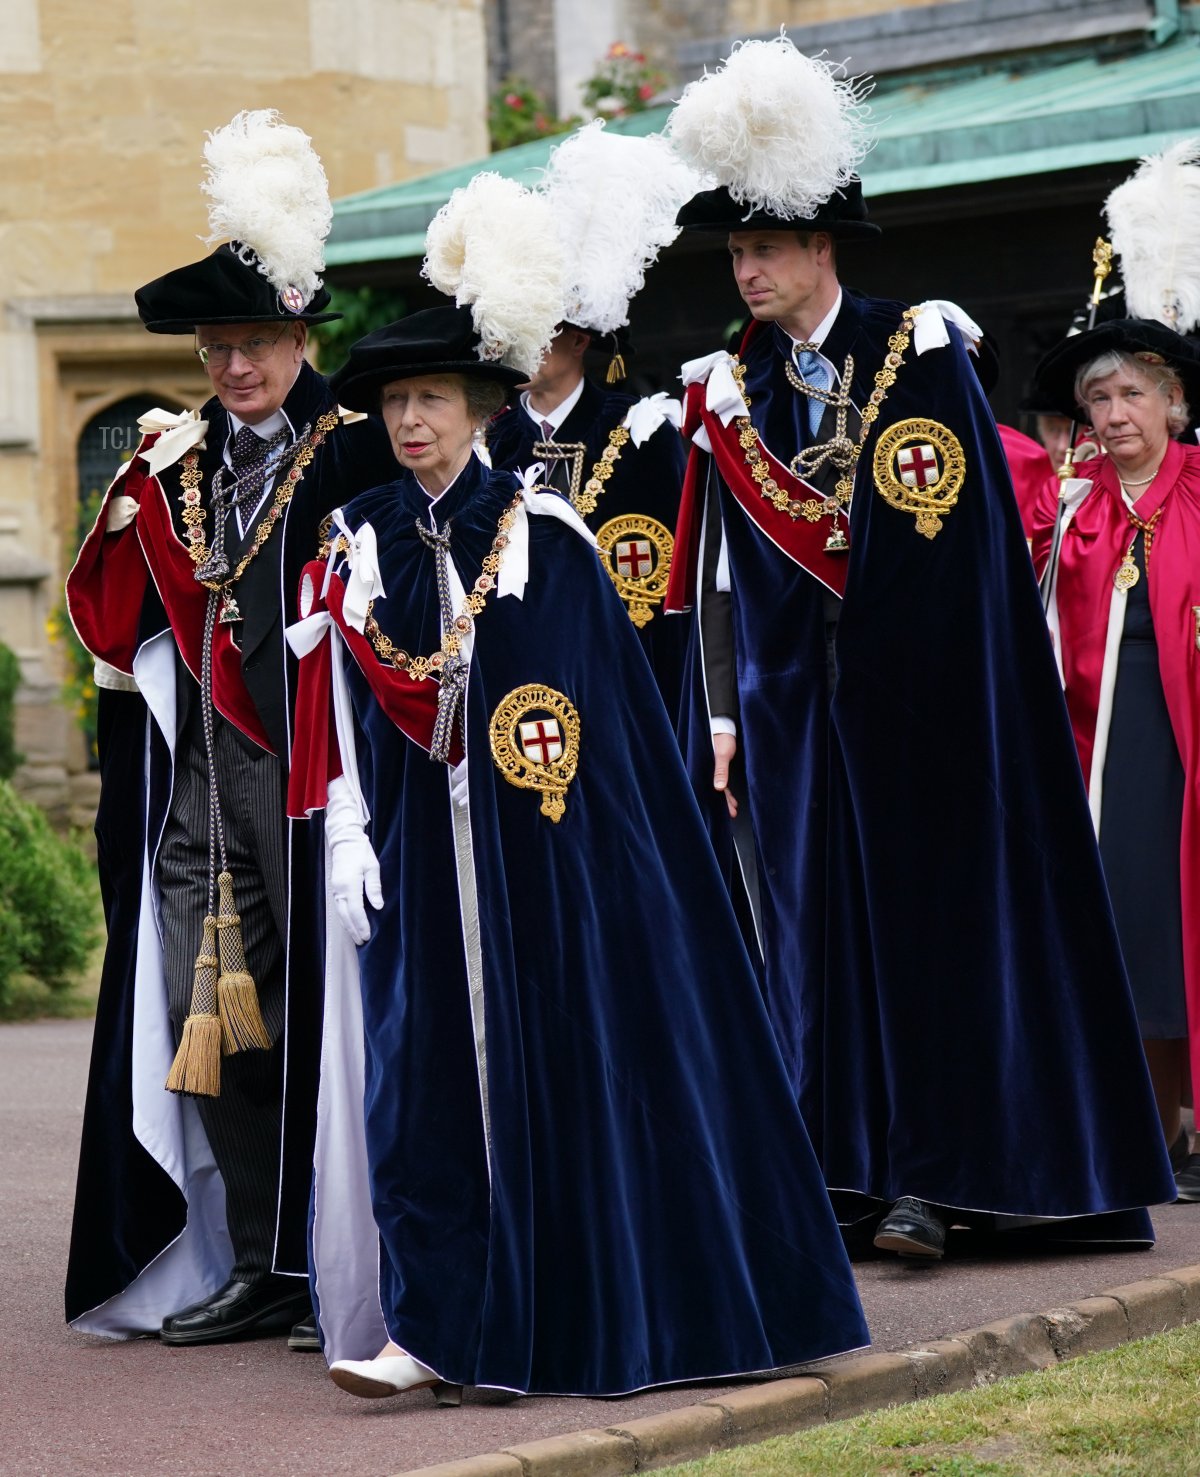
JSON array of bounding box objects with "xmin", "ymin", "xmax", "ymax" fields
[
  {"xmin": 1114, "ymin": 505, "xmax": 1164, "ymax": 591},
  {"xmin": 731, "ymin": 309, "xmax": 916, "ymax": 526},
  {"xmin": 179, "ymin": 409, "xmax": 341, "ymax": 591},
  {"xmin": 361, "ymin": 495, "xmax": 522, "ymax": 681},
  {"xmin": 534, "ymin": 423, "xmax": 631, "ymax": 518}
]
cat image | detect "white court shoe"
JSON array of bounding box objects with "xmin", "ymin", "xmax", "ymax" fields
[{"xmin": 329, "ymin": 1351, "xmax": 462, "ymax": 1405}]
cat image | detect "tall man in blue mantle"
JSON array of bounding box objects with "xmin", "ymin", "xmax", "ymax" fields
[
  {"xmin": 664, "ymin": 37, "xmax": 1174, "ymax": 1255},
  {"xmin": 63, "ymin": 112, "xmax": 393, "ymax": 1343}
]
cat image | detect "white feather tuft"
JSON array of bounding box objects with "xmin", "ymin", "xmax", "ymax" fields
[
  {"xmin": 1105, "ymin": 137, "xmax": 1200, "ymax": 333},
  {"xmin": 422, "ymin": 173, "xmax": 564, "ymax": 376},
  {"xmin": 666, "ymin": 35, "xmax": 872, "ymax": 221},
  {"xmin": 539, "ymin": 120, "xmax": 704, "ymax": 333},
  {"xmin": 201, "ymin": 110, "xmax": 332, "ymax": 302}
]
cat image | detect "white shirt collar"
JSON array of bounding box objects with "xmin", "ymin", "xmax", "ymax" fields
[
  {"xmin": 225, "ymin": 405, "xmax": 295, "ymax": 455},
  {"xmin": 788, "ymin": 289, "xmax": 843, "ymax": 353},
  {"xmin": 521, "ymin": 376, "xmax": 586, "ymax": 434}
]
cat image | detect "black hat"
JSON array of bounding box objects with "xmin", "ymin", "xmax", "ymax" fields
[
  {"xmin": 1033, "ymin": 317, "xmax": 1200, "ymax": 422},
  {"xmin": 136, "ymin": 243, "xmax": 341, "ymax": 334},
  {"xmin": 329, "ymin": 304, "xmax": 528, "ymax": 412},
  {"xmin": 561, "ymin": 321, "xmax": 636, "ymax": 384},
  {"xmin": 1018, "ymin": 384, "xmax": 1073, "ymax": 416},
  {"xmin": 675, "ymin": 179, "xmax": 880, "ymax": 240}
]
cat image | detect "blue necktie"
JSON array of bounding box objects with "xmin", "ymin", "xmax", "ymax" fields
[{"xmin": 795, "ymin": 347, "xmax": 831, "ymax": 439}]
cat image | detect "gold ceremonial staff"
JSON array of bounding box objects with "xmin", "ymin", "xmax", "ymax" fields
[{"xmin": 1055, "ymin": 239, "xmax": 1113, "ymax": 481}]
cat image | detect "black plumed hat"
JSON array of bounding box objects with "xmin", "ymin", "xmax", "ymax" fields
[
  {"xmin": 1033, "ymin": 318, "xmax": 1200, "ymax": 422},
  {"xmin": 329, "ymin": 304, "xmax": 527, "ymax": 412},
  {"xmin": 136, "ymin": 243, "xmax": 341, "ymax": 333},
  {"xmin": 675, "ymin": 179, "xmax": 880, "ymax": 240}
]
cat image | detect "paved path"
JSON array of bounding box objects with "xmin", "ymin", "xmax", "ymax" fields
[{"xmin": 5, "ymin": 1019, "xmax": 1199, "ymax": 1477}]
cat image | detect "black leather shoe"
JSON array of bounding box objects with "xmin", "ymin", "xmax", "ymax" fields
[
  {"xmin": 1174, "ymin": 1152, "xmax": 1200, "ymax": 1203},
  {"xmin": 160, "ymin": 1276, "xmax": 311, "ymax": 1345},
  {"xmin": 288, "ymin": 1312, "xmax": 321, "ymax": 1351},
  {"xmin": 873, "ymin": 1197, "xmax": 947, "ymax": 1259}
]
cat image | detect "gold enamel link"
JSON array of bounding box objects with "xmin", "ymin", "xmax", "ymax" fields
[
  {"xmin": 574, "ymin": 423, "xmax": 631, "ymax": 518},
  {"xmin": 181, "ymin": 409, "xmax": 341, "ymax": 588},
  {"xmin": 362, "ymin": 496, "xmax": 521, "ymax": 681},
  {"xmin": 728, "ymin": 310, "xmax": 916, "ymax": 521}
]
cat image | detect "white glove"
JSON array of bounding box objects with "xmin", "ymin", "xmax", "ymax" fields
[
  {"xmin": 450, "ymin": 758, "xmax": 469, "ymax": 810},
  {"xmin": 106, "ymin": 495, "xmax": 139, "ymax": 533},
  {"xmin": 326, "ymin": 774, "xmax": 382, "ymax": 945}
]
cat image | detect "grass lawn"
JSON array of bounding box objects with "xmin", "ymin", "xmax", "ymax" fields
[{"xmin": 658, "ymin": 1322, "xmax": 1200, "ymax": 1477}]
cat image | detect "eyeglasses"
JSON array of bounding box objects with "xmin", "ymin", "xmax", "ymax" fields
[{"xmin": 195, "ymin": 327, "xmax": 288, "ymax": 367}]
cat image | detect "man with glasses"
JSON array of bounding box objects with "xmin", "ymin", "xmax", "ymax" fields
[{"xmin": 64, "ymin": 112, "xmax": 393, "ymax": 1350}]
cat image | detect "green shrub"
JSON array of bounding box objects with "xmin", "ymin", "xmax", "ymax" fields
[
  {"xmin": 310, "ymin": 285, "xmax": 410, "ymax": 375},
  {"xmin": 47, "ymin": 488, "xmax": 103, "ymax": 762},
  {"xmin": 0, "ymin": 642, "xmax": 21, "ymax": 780},
  {"xmin": 487, "ymin": 77, "xmax": 577, "ymax": 152},
  {"xmin": 0, "ymin": 779, "xmax": 100, "ymax": 1012}
]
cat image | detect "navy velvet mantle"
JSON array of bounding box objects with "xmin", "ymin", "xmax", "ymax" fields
[
  {"xmin": 64, "ymin": 367, "xmax": 394, "ymax": 1323},
  {"xmin": 486, "ymin": 380, "xmax": 690, "ymax": 722},
  {"xmin": 332, "ymin": 455, "xmax": 868, "ymax": 1394},
  {"xmin": 684, "ymin": 291, "xmax": 1175, "ymax": 1230}
]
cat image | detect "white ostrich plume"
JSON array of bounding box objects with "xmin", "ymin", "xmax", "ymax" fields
[
  {"xmin": 539, "ymin": 120, "xmax": 704, "ymax": 334},
  {"xmin": 1105, "ymin": 137, "xmax": 1200, "ymax": 334},
  {"xmin": 201, "ymin": 110, "xmax": 332, "ymax": 303},
  {"xmin": 666, "ymin": 35, "xmax": 873, "ymax": 221},
  {"xmin": 422, "ymin": 172, "xmax": 564, "ymax": 376}
]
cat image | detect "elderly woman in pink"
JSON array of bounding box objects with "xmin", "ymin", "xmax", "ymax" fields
[{"xmin": 1033, "ymin": 318, "xmax": 1200, "ymax": 1201}]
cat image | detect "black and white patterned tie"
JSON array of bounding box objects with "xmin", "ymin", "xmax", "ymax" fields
[{"xmin": 194, "ymin": 424, "xmax": 289, "ymax": 586}]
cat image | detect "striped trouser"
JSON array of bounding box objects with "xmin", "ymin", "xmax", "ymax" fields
[{"xmin": 159, "ymin": 708, "xmax": 289, "ymax": 1279}]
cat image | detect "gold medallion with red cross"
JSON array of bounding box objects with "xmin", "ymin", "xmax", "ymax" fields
[
  {"xmin": 595, "ymin": 514, "xmax": 674, "ymax": 627},
  {"xmin": 489, "ymin": 683, "xmax": 581, "ymax": 822},
  {"xmin": 872, "ymin": 418, "xmax": 966, "ymax": 539}
]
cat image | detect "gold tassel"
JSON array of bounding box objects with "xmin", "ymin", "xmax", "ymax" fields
[
  {"xmin": 605, "ymin": 352, "xmax": 627, "ymax": 385},
  {"xmin": 215, "ymin": 870, "xmax": 272, "ymax": 1054},
  {"xmin": 165, "ymin": 915, "xmax": 223, "ymax": 1096}
]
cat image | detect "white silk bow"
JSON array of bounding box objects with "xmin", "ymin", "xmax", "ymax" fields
[
  {"xmin": 136, "ymin": 407, "xmax": 209, "ymax": 475},
  {"xmin": 323, "ymin": 510, "xmax": 385, "ymax": 634},
  {"xmin": 623, "ymin": 392, "xmax": 684, "ymax": 447},
  {"xmin": 912, "ymin": 300, "xmax": 985, "ymax": 358},
  {"xmin": 496, "ymin": 465, "xmax": 597, "ymax": 602},
  {"xmin": 679, "ymin": 350, "xmax": 746, "ymax": 427}
]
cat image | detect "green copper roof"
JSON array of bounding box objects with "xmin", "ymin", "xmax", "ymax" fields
[{"xmin": 326, "ymin": 32, "xmax": 1200, "ymax": 267}]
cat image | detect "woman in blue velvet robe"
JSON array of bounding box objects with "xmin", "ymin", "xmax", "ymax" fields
[{"xmin": 287, "ymin": 305, "xmax": 869, "ymax": 1403}]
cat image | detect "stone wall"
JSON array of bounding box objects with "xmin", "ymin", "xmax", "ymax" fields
[
  {"xmin": 0, "ymin": 0, "xmax": 488, "ymax": 822},
  {"xmin": 728, "ymin": 0, "xmax": 957, "ymax": 28}
]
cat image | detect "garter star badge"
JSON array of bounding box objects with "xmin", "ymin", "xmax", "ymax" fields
[
  {"xmin": 596, "ymin": 514, "xmax": 674, "ymax": 628},
  {"xmin": 872, "ymin": 418, "xmax": 966, "ymax": 539},
  {"xmin": 490, "ymin": 684, "xmax": 580, "ymax": 822}
]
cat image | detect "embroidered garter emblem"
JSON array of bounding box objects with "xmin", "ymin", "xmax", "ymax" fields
[
  {"xmin": 872, "ymin": 418, "xmax": 966, "ymax": 539},
  {"xmin": 280, "ymin": 285, "xmax": 308, "ymax": 314},
  {"xmin": 489, "ymin": 684, "xmax": 580, "ymax": 822},
  {"xmin": 595, "ymin": 514, "xmax": 674, "ymax": 628}
]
